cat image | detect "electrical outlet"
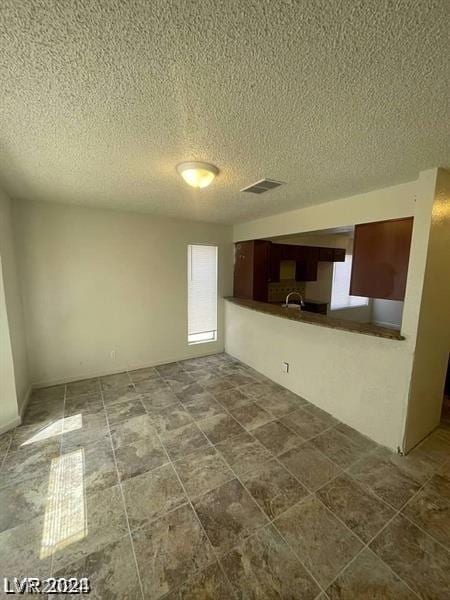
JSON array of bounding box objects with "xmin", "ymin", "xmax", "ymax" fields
[
  {"xmin": 110, "ymin": 350, "xmax": 116, "ymax": 360},
  {"xmin": 282, "ymin": 362, "xmax": 289, "ymax": 373}
]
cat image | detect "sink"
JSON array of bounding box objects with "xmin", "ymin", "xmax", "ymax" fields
[{"xmin": 281, "ymin": 303, "xmax": 302, "ymax": 309}]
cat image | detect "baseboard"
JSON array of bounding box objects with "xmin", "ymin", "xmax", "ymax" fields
[
  {"xmin": 31, "ymin": 348, "xmax": 225, "ymax": 389},
  {"xmin": 0, "ymin": 415, "xmax": 21, "ymax": 435},
  {"xmin": 19, "ymin": 386, "xmax": 33, "ymax": 419}
]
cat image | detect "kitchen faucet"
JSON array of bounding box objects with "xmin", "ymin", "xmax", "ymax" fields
[{"xmin": 283, "ymin": 291, "xmax": 304, "ymax": 309}]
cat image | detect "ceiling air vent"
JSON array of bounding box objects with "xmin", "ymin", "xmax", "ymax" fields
[{"xmin": 240, "ymin": 178, "xmax": 285, "ymax": 194}]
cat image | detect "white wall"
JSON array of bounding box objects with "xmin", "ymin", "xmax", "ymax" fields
[
  {"xmin": 404, "ymin": 169, "xmax": 450, "ymax": 450},
  {"xmin": 14, "ymin": 199, "xmax": 233, "ymax": 386},
  {"xmin": 228, "ymin": 171, "xmax": 438, "ymax": 451},
  {"xmin": 226, "ymin": 302, "xmax": 410, "ymax": 449},
  {"xmin": 0, "ymin": 190, "xmax": 30, "ymax": 430},
  {"xmin": 235, "ymin": 180, "xmax": 417, "ymax": 241},
  {"xmin": 0, "ymin": 257, "xmax": 20, "ymax": 432},
  {"xmin": 372, "ymin": 299, "xmax": 403, "ymax": 329}
]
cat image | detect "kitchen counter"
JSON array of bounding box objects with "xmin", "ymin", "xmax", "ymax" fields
[{"xmin": 225, "ymin": 297, "xmax": 404, "ymax": 341}]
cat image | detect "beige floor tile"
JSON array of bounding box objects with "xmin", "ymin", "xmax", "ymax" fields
[
  {"xmin": 370, "ymin": 514, "xmax": 450, "ymax": 599},
  {"xmin": 274, "ymin": 496, "xmax": 363, "ymax": 588},
  {"xmin": 193, "ymin": 478, "xmax": 268, "ymax": 556}
]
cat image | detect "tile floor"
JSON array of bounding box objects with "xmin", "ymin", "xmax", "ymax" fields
[{"xmin": 0, "ymin": 353, "xmax": 449, "ymax": 599}]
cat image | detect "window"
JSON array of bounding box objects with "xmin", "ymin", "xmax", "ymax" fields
[
  {"xmin": 331, "ymin": 252, "xmax": 368, "ymax": 310},
  {"xmin": 187, "ymin": 244, "xmax": 218, "ymax": 344}
]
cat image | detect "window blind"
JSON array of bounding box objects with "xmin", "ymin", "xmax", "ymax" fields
[
  {"xmin": 330, "ymin": 252, "xmax": 368, "ymax": 309},
  {"xmin": 187, "ymin": 244, "xmax": 218, "ymax": 344}
]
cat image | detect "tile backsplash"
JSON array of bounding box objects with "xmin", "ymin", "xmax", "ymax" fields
[{"xmin": 268, "ymin": 280, "xmax": 306, "ymax": 303}]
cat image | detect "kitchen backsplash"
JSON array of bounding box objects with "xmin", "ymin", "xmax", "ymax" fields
[{"xmin": 268, "ymin": 280, "xmax": 306, "ymax": 302}]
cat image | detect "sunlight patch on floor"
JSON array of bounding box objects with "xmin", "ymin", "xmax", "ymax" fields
[
  {"xmin": 21, "ymin": 414, "xmax": 82, "ymax": 447},
  {"xmin": 40, "ymin": 448, "xmax": 87, "ymax": 559}
]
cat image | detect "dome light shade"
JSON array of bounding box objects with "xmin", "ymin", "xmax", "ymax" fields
[{"xmin": 176, "ymin": 161, "xmax": 219, "ymax": 188}]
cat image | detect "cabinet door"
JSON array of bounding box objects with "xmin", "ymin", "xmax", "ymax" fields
[
  {"xmin": 333, "ymin": 248, "xmax": 346, "ymax": 262},
  {"xmin": 318, "ymin": 247, "xmax": 334, "ymax": 262},
  {"xmin": 253, "ymin": 240, "xmax": 270, "ymax": 301},
  {"xmin": 269, "ymin": 243, "xmax": 281, "ymax": 282},
  {"xmin": 295, "ymin": 258, "xmax": 318, "ymax": 281},
  {"xmin": 233, "ymin": 241, "xmax": 254, "ymax": 299},
  {"xmin": 350, "ymin": 217, "xmax": 413, "ymax": 301}
]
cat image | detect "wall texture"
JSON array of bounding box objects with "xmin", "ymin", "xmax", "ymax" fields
[
  {"xmin": 0, "ymin": 256, "xmax": 20, "ymax": 432},
  {"xmin": 14, "ymin": 200, "xmax": 233, "ymax": 386},
  {"xmin": 404, "ymin": 168, "xmax": 450, "ymax": 450},
  {"xmin": 0, "ymin": 190, "xmax": 30, "ymax": 429},
  {"xmin": 225, "ymin": 301, "xmax": 410, "ymax": 449},
  {"xmin": 228, "ymin": 171, "xmax": 438, "ymax": 451}
]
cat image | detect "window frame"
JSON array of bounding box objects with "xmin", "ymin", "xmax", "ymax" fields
[{"xmin": 187, "ymin": 243, "xmax": 218, "ymax": 346}]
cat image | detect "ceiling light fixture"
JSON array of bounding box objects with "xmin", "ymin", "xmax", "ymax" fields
[{"xmin": 176, "ymin": 161, "xmax": 219, "ymax": 189}]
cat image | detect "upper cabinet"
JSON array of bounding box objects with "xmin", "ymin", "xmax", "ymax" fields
[
  {"xmin": 233, "ymin": 240, "xmax": 345, "ymax": 301},
  {"xmin": 234, "ymin": 240, "xmax": 271, "ymax": 302},
  {"xmin": 350, "ymin": 217, "xmax": 414, "ymax": 301}
]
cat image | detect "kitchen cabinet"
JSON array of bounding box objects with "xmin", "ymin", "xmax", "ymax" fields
[
  {"xmin": 350, "ymin": 217, "xmax": 413, "ymax": 301},
  {"xmin": 295, "ymin": 247, "xmax": 318, "ymax": 281},
  {"xmin": 234, "ymin": 240, "xmax": 271, "ymax": 302},
  {"xmin": 319, "ymin": 247, "xmax": 345, "ymax": 262},
  {"xmin": 233, "ymin": 239, "xmax": 346, "ymax": 301}
]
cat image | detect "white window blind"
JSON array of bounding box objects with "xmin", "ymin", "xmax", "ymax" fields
[
  {"xmin": 187, "ymin": 244, "xmax": 218, "ymax": 344},
  {"xmin": 331, "ymin": 252, "xmax": 368, "ymax": 310}
]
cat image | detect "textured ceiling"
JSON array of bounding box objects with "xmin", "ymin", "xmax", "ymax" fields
[{"xmin": 1, "ymin": 1, "xmax": 449, "ymax": 224}]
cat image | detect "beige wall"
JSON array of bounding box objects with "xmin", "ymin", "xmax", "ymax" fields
[
  {"xmin": 14, "ymin": 199, "xmax": 233, "ymax": 386},
  {"xmin": 0, "ymin": 256, "xmax": 20, "ymax": 432},
  {"xmin": 0, "ymin": 190, "xmax": 30, "ymax": 430},
  {"xmin": 226, "ymin": 301, "xmax": 410, "ymax": 449},
  {"xmin": 404, "ymin": 168, "xmax": 450, "ymax": 450},
  {"xmin": 235, "ymin": 180, "xmax": 416, "ymax": 241},
  {"xmin": 228, "ymin": 171, "xmax": 438, "ymax": 451}
]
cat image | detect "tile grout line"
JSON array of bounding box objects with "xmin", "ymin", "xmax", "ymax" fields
[
  {"xmin": 135, "ymin": 391, "xmax": 240, "ymax": 600},
  {"xmin": 49, "ymin": 383, "xmax": 67, "ymax": 579},
  {"xmin": 318, "ymin": 465, "xmax": 441, "ymax": 598},
  {"xmin": 63, "ymin": 359, "xmax": 449, "ymax": 597},
  {"xmin": 13, "ymin": 358, "xmax": 448, "ymax": 598},
  {"xmin": 0, "ymin": 430, "xmax": 13, "ymax": 471},
  {"xmin": 207, "ymin": 441, "xmax": 328, "ymax": 596},
  {"xmin": 205, "ymin": 411, "xmax": 333, "ymax": 595},
  {"xmin": 154, "ymin": 358, "xmax": 422, "ymax": 595},
  {"xmin": 169, "ymin": 365, "xmax": 329, "ymax": 596},
  {"xmin": 99, "ymin": 368, "xmax": 450, "ymax": 567},
  {"xmin": 99, "ymin": 376, "xmax": 146, "ymax": 600},
  {"xmin": 338, "ymin": 455, "xmax": 450, "ymax": 555},
  {"xmin": 142, "ymin": 359, "xmax": 328, "ymax": 596},
  {"xmin": 176, "ymin": 364, "xmax": 435, "ymax": 596}
]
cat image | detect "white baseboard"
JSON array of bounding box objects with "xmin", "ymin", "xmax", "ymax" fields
[
  {"xmin": 31, "ymin": 349, "xmax": 225, "ymax": 389},
  {"xmin": 0, "ymin": 415, "xmax": 21, "ymax": 435},
  {"xmin": 19, "ymin": 386, "xmax": 33, "ymax": 419},
  {"xmin": 0, "ymin": 386, "xmax": 32, "ymax": 435}
]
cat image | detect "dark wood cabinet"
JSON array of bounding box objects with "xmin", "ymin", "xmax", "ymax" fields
[
  {"xmin": 234, "ymin": 239, "xmax": 346, "ymax": 301},
  {"xmin": 269, "ymin": 243, "xmax": 281, "ymax": 283},
  {"xmin": 234, "ymin": 240, "xmax": 270, "ymax": 302},
  {"xmin": 350, "ymin": 217, "xmax": 413, "ymax": 301}
]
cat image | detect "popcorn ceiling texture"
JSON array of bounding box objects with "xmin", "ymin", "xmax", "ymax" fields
[{"xmin": 1, "ymin": 0, "xmax": 449, "ymax": 224}]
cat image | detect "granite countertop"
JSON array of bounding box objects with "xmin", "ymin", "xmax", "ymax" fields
[
  {"xmin": 268, "ymin": 299, "xmax": 327, "ymax": 305},
  {"xmin": 225, "ymin": 297, "xmax": 404, "ymax": 341}
]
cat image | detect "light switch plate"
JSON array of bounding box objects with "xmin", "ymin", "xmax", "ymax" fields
[{"xmin": 282, "ymin": 362, "xmax": 289, "ymax": 373}]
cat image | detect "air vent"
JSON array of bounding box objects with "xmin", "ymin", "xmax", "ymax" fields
[{"xmin": 240, "ymin": 178, "xmax": 285, "ymax": 194}]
